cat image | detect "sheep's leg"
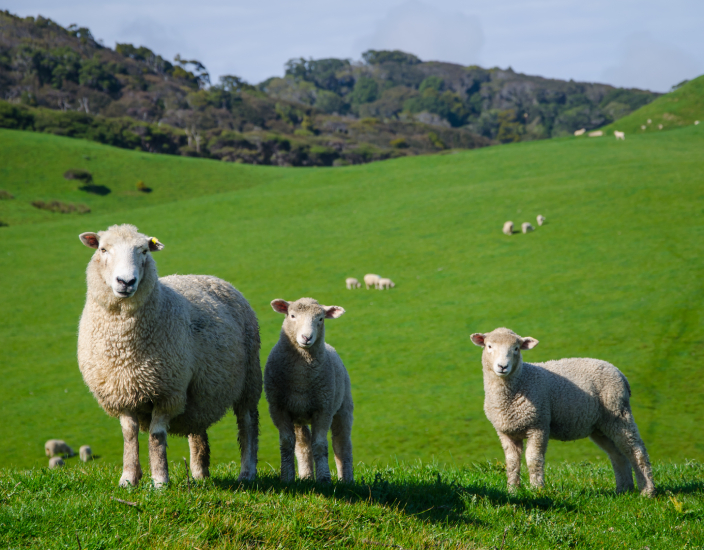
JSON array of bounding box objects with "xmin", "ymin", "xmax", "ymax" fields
[
  {"xmin": 236, "ymin": 405, "xmax": 259, "ymax": 481},
  {"xmin": 310, "ymin": 414, "xmax": 334, "ymax": 483},
  {"xmin": 294, "ymin": 425, "xmax": 315, "ymax": 480},
  {"xmin": 497, "ymin": 432, "xmax": 523, "ymax": 490},
  {"xmin": 271, "ymin": 408, "xmax": 296, "ymax": 482},
  {"xmin": 589, "ymin": 430, "xmax": 633, "ymax": 493},
  {"xmin": 525, "ymin": 429, "xmax": 549, "ymax": 488},
  {"xmin": 331, "ymin": 411, "xmax": 354, "ymax": 482},
  {"xmin": 603, "ymin": 417, "xmax": 655, "ymax": 497},
  {"xmin": 148, "ymin": 410, "xmax": 171, "ymax": 488},
  {"xmin": 188, "ymin": 432, "xmax": 210, "ymax": 480},
  {"xmin": 119, "ymin": 412, "xmax": 142, "ymax": 487}
]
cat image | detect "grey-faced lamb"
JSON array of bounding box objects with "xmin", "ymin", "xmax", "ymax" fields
[
  {"xmin": 45, "ymin": 439, "xmax": 74, "ymax": 457},
  {"xmin": 264, "ymin": 298, "xmax": 354, "ymax": 483},
  {"xmin": 522, "ymin": 222, "xmax": 534, "ymax": 233},
  {"xmin": 470, "ymin": 328, "xmax": 655, "ymax": 496},
  {"xmin": 346, "ymin": 277, "xmax": 361, "ymax": 289},
  {"xmin": 364, "ymin": 274, "xmax": 381, "ymax": 289},
  {"xmin": 77, "ymin": 224, "xmax": 262, "ymax": 487},
  {"xmin": 49, "ymin": 457, "xmax": 65, "ymax": 468},
  {"xmin": 503, "ymin": 221, "xmax": 513, "ymax": 235},
  {"xmin": 378, "ymin": 277, "xmax": 395, "ymax": 289},
  {"xmin": 79, "ymin": 445, "xmax": 93, "ymax": 462}
]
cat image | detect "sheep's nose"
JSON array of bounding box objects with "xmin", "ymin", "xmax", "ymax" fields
[
  {"xmin": 301, "ymin": 335, "xmax": 311, "ymax": 343},
  {"xmin": 117, "ymin": 277, "xmax": 136, "ymax": 287}
]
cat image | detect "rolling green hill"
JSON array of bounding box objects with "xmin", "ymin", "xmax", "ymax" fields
[{"xmin": 1, "ymin": 124, "xmax": 703, "ymax": 477}]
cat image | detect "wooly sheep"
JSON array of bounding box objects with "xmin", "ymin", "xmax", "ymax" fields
[
  {"xmin": 378, "ymin": 278, "xmax": 395, "ymax": 290},
  {"xmin": 573, "ymin": 128, "xmax": 586, "ymax": 136},
  {"xmin": 536, "ymin": 215, "xmax": 545, "ymax": 226},
  {"xmin": 49, "ymin": 457, "xmax": 65, "ymax": 468},
  {"xmin": 80, "ymin": 445, "xmax": 93, "ymax": 462},
  {"xmin": 364, "ymin": 273, "xmax": 381, "ymax": 289},
  {"xmin": 522, "ymin": 222, "xmax": 534, "ymax": 234},
  {"xmin": 346, "ymin": 277, "xmax": 361, "ymax": 289},
  {"xmin": 614, "ymin": 131, "xmax": 625, "ymax": 140},
  {"xmin": 470, "ymin": 328, "xmax": 655, "ymax": 496},
  {"xmin": 45, "ymin": 439, "xmax": 74, "ymax": 457},
  {"xmin": 77, "ymin": 224, "xmax": 262, "ymax": 487},
  {"xmin": 588, "ymin": 130, "xmax": 603, "ymax": 137},
  {"xmin": 265, "ymin": 298, "xmax": 354, "ymax": 483},
  {"xmin": 502, "ymin": 221, "xmax": 514, "ymax": 235}
]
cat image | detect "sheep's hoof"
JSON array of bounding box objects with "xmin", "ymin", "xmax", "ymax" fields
[
  {"xmin": 641, "ymin": 487, "xmax": 656, "ymax": 498},
  {"xmin": 237, "ymin": 471, "xmax": 256, "ymax": 482},
  {"xmin": 151, "ymin": 479, "xmax": 169, "ymax": 489},
  {"xmin": 118, "ymin": 474, "xmax": 140, "ymax": 487}
]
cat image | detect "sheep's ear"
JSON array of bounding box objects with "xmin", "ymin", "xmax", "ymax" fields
[
  {"xmin": 323, "ymin": 305, "xmax": 345, "ymax": 319},
  {"xmin": 271, "ymin": 299, "xmax": 289, "ymax": 314},
  {"xmin": 148, "ymin": 237, "xmax": 164, "ymax": 252},
  {"xmin": 79, "ymin": 232, "xmax": 99, "ymax": 249},
  {"xmin": 521, "ymin": 337, "xmax": 539, "ymax": 350},
  {"xmin": 470, "ymin": 333, "xmax": 486, "ymax": 347}
]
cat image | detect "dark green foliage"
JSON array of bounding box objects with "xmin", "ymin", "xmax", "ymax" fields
[
  {"xmin": 78, "ymin": 56, "xmax": 122, "ymax": 94},
  {"xmin": 362, "ymin": 49, "xmax": 422, "ymax": 65},
  {"xmin": 30, "ymin": 199, "xmax": 90, "ymax": 214},
  {"xmin": 0, "ymin": 189, "xmax": 14, "ymax": 200},
  {"xmin": 349, "ymin": 77, "xmax": 379, "ymax": 105},
  {"xmin": 285, "ymin": 57, "xmax": 352, "ymax": 94}
]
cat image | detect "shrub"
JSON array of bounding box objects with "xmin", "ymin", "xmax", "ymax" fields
[
  {"xmin": 0, "ymin": 220, "xmax": 8, "ymax": 227},
  {"xmin": 31, "ymin": 200, "xmax": 90, "ymax": 214},
  {"xmin": 0, "ymin": 190, "xmax": 14, "ymax": 200},
  {"xmin": 63, "ymin": 169, "xmax": 93, "ymax": 182},
  {"xmin": 79, "ymin": 185, "xmax": 110, "ymax": 196},
  {"xmin": 390, "ymin": 137, "xmax": 409, "ymax": 148},
  {"xmin": 428, "ymin": 132, "xmax": 446, "ymax": 149}
]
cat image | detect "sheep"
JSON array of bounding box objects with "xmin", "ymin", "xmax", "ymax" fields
[
  {"xmin": 658, "ymin": 124, "xmax": 663, "ymax": 130},
  {"xmin": 614, "ymin": 131, "xmax": 625, "ymax": 140},
  {"xmin": 641, "ymin": 125, "xmax": 646, "ymax": 130},
  {"xmin": 502, "ymin": 221, "xmax": 514, "ymax": 235},
  {"xmin": 45, "ymin": 439, "xmax": 74, "ymax": 457},
  {"xmin": 695, "ymin": 121, "xmax": 700, "ymax": 125},
  {"xmin": 522, "ymin": 222, "xmax": 534, "ymax": 233},
  {"xmin": 378, "ymin": 277, "xmax": 395, "ymax": 290},
  {"xmin": 364, "ymin": 273, "xmax": 381, "ymax": 289},
  {"xmin": 470, "ymin": 328, "xmax": 655, "ymax": 496},
  {"xmin": 264, "ymin": 298, "xmax": 354, "ymax": 483},
  {"xmin": 345, "ymin": 277, "xmax": 361, "ymax": 289},
  {"xmin": 77, "ymin": 224, "xmax": 262, "ymax": 488},
  {"xmin": 536, "ymin": 215, "xmax": 545, "ymax": 226},
  {"xmin": 79, "ymin": 445, "xmax": 93, "ymax": 462},
  {"xmin": 588, "ymin": 130, "xmax": 603, "ymax": 137},
  {"xmin": 49, "ymin": 457, "xmax": 65, "ymax": 469},
  {"xmin": 574, "ymin": 128, "xmax": 586, "ymax": 136},
  {"xmin": 647, "ymin": 119, "xmax": 652, "ymax": 124}
]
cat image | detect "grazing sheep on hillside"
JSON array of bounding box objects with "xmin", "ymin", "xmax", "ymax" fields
[
  {"xmin": 378, "ymin": 278, "xmax": 395, "ymax": 290},
  {"xmin": 614, "ymin": 131, "xmax": 625, "ymax": 140},
  {"xmin": 641, "ymin": 125, "xmax": 646, "ymax": 130},
  {"xmin": 364, "ymin": 274, "xmax": 381, "ymax": 289},
  {"xmin": 647, "ymin": 119, "xmax": 652, "ymax": 124},
  {"xmin": 522, "ymin": 222, "xmax": 534, "ymax": 233},
  {"xmin": 503, "ymin": 221, "xmax": 514, "ymax": 235},
  {"xmin": 45, "ymin": 439, "xmax": 74, "ymax": 457},
  {"xmin": 77, "ymin": 224, "xmax": 262, "ymax": 487},
  {"xmin": 49, "ymin": 457, "xmax": 65, "ymax": 469},
  {"xmin": 588, "ymin": 130, "xmax": 603, "ymax": 137},
  {"xmin": 695, "ymin": 121, "xmax": 700, "ymax": 125},
  {"xmin": 574, "ymin": 129, "xmax": 586, "ymax": 136},
  {"xmin": 79, "ymin": 445, "xmax": 93, "ymax": 462},
  {"xmin": 470, "ymin": 328, "xmax": 655, "ymax": 496},
  {"xmin": 265, "ymin": 298, "xmax": 354, "ymax": 483},
  {"xmin": 345, "ymin": 277, "xmax": 361, "ymax": 289},
  {"xmin": 658, "ymin": 124, "xmax": 663, "ymax": 130},
  {"xmin": 537, "ymin": 215, "xmax": 545, "ymax": 226}
]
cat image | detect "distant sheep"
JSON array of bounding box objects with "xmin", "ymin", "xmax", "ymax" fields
[
  {"xmin": 45, "ymin": 439, "xmax": 74, "ymax": 457},
  {"xmin": 614, "ymin": 131, "xmax": 625, "ymax": 140},
  {"xmin": 658, "ymin": 124, "xmax": 663, "ymax": 130},
  {"xmin": 647, "ymin": 119, "xmax": 652, "ymax": 124},
  {"xmin": 695, "ymin": 121, "xmax": 700, "ymax": 125},
  {"xmin": 345, "ymin": 277, "xmax": 361, "ymax": 289},
  {"xmin": 641, "ymin": 125, "xmax": 646, "ymax": 130},
  {"xmin": 378, "ymin": 278, "xmax": 395, "ymax": 289},
  {"xmin": 80, "ymin": 445, "xmax": 93, "ymax": 462},
  {"xmin": 49, "ymin": 457, "xmax": 65, "ymax": 469},
  {"xmin": 522, "ymin": 222, "xmax": 534, "ymax": 233},
  {"xmin": 364, "ymin": 273, "xmax": 381, "ymax": 289},
  {"xmin": 588, "ymin": 130, "xmax": 603, "ymax": 137},
  {"xmin": 537, "ymin": 215, "xmax": 545, "ymax": 226},
  {"xmin": 574, "ymin": 129, "xmax": 586, "ymax": 136},
  {"xmin": 471, "ymin": 328, "xmax": 655, "ymax": 496},
  {"xmin": 503, "ymin": 221, "xmax": 514, "ymax": 235}
]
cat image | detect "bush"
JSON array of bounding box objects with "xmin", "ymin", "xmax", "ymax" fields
[
  {"xmin": 390, "ymin": 137, "xmax": 409, "ymax": 148},
  {"xmin": 31, "ymin": 200, "xmax": 90, "ymax": 214},
  {"xmin": 63, "ymin": 169, "xmax": 93, "ymax": 182},
  {"xmin": 0, "ymin": 190, "xmax": 14, "ymax": 200},
  {"xmin": 427, "ymin": 132, "xmax": 446, "ymax": 149}
]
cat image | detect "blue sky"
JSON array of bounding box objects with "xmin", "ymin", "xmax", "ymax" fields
[{"xmin": 5, "ymin": 0, "xmax": 702, "ymax": 92}]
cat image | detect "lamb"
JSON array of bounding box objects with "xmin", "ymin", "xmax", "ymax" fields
[
  {"xmin": 470, "ymin": 328, "xmax": 655, "ymax": 496},
  {"xmin": 574, "ymin": 128, "xmax": 586, "ymax": 136},
  {"xmin": 364, "ymin": 273, "xmax": 381, "ymax": 289},
  {"xmin": 49, "ymin": 457, "xmax": 65, "ymax": 468},
  {"xmin": 45, "ymin": 439, "xmax": 74, "ymax": 457},
  {"xmin": 503, "ymin": 221, "xmax": 514, "ymax": 235},
  {"xmin": 658, "ymin": 124, "xmax": 663, "ymax": 130},
  {"xmin": 345, "ymin": 277, "xmax": 361, "ymax": 289},
  {"xmin": 588, "ymin": 130, "xmax": 603, "ymax": 137},
  {"xmin": 79, "ymin": 445, "xmax": 93, "ymax": 462},
  {"xmin": 536, "ymin": 215, "xmax": 545, "ymax": 226},
  {"xmin": 264, "ymin": 298, "xmax": 354, "ymax": 483},
  {"xmin": 522, "ymin": 222, "xmax": 534, "ymax": 233},
  {"xmin": 641, "ymin": 125, "xmax": 646, "ymax": 130},
  {"xmin": 77, "ymin": 224, "xmax": 262, "ymax": 487},
  {"xmin": 647, "ymin": 119, "xmax": 652, "ymax": 124},
  {"xmin": 614, "ymin": 131, "xmax": 625, "ymax": 140},
  {"xmin": 378, "ymin": 278, "xmax": 395, "ymax": 289},
  {"xmin": 695, "ymin": 121, "xmax": 700, "ymax": 125}
]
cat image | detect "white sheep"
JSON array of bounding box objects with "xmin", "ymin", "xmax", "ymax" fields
[
  {"xmin": 79, "ymin": 445, "xmax": 93, "ymax": 462},
  {"xmin": 378, "ymin": 278, "xmax": 395, "ymax": 290},
  {"xmin": 265, "ymin": 298, "xmax": 354, "ymax": 483},
  {"xmin": 574, "ymin": 129, "xmax": 586, "ymax": 136},
  {"xmin": 695, "ymin": 121, "xmax": 700, "ymax": 125},
  {"xmin": 502, "ymin": 221, "xmax": 514, "ymax": 235},
  {"xmin": 345, "ymin": 277, "xmax": 361, "ymax": 289},
  {"xmin": 49, "ymin": 457, "xmax": 65, "ymax": 469},
  {"xmin": 588, "ymin": 130, "xmax": 603, "ymax": 137},
  {"xmin": 647, "ymin": 119, "xmax": 652, "ymax": 124},
  {"xmin": 658, "ymin": 124, "xmax": 663, "ymax": 130},
  {"xmin": 364, "ymin": 273, "xmax": 381, "ymax": 289},
  {"xmin": 470, "ymin": 328, "xmax": 655, "ymax": 496},
  {"xmin": 45, "ymin": 439, "xmax": 74, "ymax": 457},
  {"xmin": 641, "ymin": 125, "xmax": 646, "ymax": 130},
  {"xmin": 536, "ymin": 215, "xmax": 545, "ymax": 226},
  {"xmin": 77, "ymin": 224, "xmax": 262, "ymax": 487},
  {"xmin": 614, "ymin": 131, "xmax": 625, "ymax": 140},
  {"xmin": 522, "ymin": 222, "xmax": 534, "ymax": 233}
]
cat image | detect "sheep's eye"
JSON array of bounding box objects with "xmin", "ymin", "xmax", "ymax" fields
[
  {"xmin": 100, "ymin": 248, "xmax": 106, "ymax": 253},
  {"xmin": 290, "ymin": 314, "xmax": 295, "ymax": 319},
  {"xmin": 142, "ymin": 249, "xmax": 147, "ymax": 255},
  {"xmin": 487, "ymin": 345, "xmax": 492, "ymax": 349}
]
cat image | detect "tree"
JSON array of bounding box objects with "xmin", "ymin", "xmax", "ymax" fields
[
  {"xmin": 349, "ymin": 77, "xmax": 378, "ymax": 105},
  {"xmin": 362, "ymin": 50, "xmax": 421, "ymax": 65}
]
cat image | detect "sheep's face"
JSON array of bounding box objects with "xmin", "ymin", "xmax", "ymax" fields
[
  {"xmin": 79, "ymin": 224, "xmax": 164, "ymax": 299},
  {"xmin": 471, "ymin": 328, "xmax": 538, "ymax": 378},
  {"xmin": 271, "ymin": 298, "xmax": 345, "ymax": 349}
]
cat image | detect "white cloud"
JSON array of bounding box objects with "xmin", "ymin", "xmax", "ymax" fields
[{"xmin": 602, "ymin": 32, "xmax": 703, "ymax": 92}]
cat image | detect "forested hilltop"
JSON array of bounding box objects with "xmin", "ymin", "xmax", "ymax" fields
[{"xmin": 0, "ymin": 11, "xmax": 659, "ymax": 166}]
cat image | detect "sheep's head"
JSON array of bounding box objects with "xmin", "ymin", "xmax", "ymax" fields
[
  {"xmin": 271, "ymin": 297, "xmax": 345, "ymax": 349},
  {"xmin": 470, "ymin": 328, "xmax": 538, "ymax": 378},
  {"xmin": 79, "ymin": 224, "xmax": 164, "ymax": 299}
]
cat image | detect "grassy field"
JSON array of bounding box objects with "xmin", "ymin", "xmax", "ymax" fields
[
  {"xmin": 1, "ymin": 121, "xmax": 703, "ymax": 479},
  {"xmin": 1, "ymin": 460, "xmax": 702, "ymax": 548}
]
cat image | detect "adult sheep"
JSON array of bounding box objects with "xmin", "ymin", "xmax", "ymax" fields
[
  {"xmin": 614, "ymin": 131, "xmax": 625, "ymax": 140},
  {"xmin": 364, "ymin": 274, "xmax": 381, "ymax": 289},
  {"xmin": 77, "ymin": 224, "xmax": 262, "ymax": 487},
  {"xmin": 502, "ymin": 221, "xmax": 514, "ymax": 236},
  {"xmin": 522, "ymin": 222, "xmax": 534, "ymax": 234},
  {"xmin": 470, "ymin": 328, "xmax": 655, "ymax": 496},
  {"xmin": 45, "ymin": 439, "xmax": 74, "ymax": 457}
]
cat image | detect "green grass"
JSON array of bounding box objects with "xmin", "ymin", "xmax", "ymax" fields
[
  {"xmin": 600, "ymin": 74, "xmax": 704, "ymax": 135},
  {"xmin": 1, "ymin": 461, "xmax": 703, "ymax": 548}
]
